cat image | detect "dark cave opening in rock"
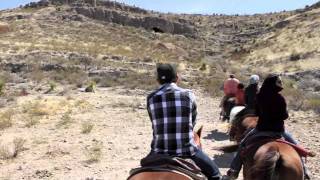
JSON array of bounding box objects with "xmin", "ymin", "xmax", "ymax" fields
[{"xmin": 152, "ymin": 27, "xmax": 164, "ymax": 33}]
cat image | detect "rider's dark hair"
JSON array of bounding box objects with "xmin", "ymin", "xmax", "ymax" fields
[
  {"xmin": 237, "ymin": 83, "xmax": 244, "ymax": 89},
  {"xmin": 157, "ymin": 63, "xmax": 178, "ymax": 84}
]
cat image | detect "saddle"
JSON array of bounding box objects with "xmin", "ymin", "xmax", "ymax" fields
[
  {"xmin": 128, "ymin": 154, "xmax": 207, "ymax": 180},
  {"xmin": 240, "ymin": 132, "xmax": 315, "ymax": 158}
]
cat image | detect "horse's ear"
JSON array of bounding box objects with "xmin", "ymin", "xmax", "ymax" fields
[{"xmin": 196, "ymin": 126, "xmax": 203, "ymax": 138}]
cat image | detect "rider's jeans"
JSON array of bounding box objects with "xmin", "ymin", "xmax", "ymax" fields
[{"xmin": 191, "ymin": 149, "xmax": 221, "ymax": 180}]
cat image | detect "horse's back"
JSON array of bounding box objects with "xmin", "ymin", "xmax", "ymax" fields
[
  {"xmin": 251, "ymin": 142, "xmax": 303, "ymax": 180},
  {"xmin": 128, "ymin": 172, "xmax": 192, "ymax": 180}
]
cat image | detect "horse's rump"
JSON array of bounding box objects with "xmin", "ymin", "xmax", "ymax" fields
[
  {"xmin": 128, "ymin": 171, "xmax": 193, "ymax": 180},
  {"xmin": 244, "ymin": 141, "xmax": 303, "ymax": 180},
  {"xmin": 128, "ymin": 127, "xmax": 206, "ymax": 180}
]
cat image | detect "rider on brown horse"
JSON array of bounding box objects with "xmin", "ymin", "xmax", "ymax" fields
[
  {"xmin": 221, "ymin": 74, "xmax": 240, "ymax": 120},
  {"xmin": 224, "ymin": 74, "xmax": 312, "ymax": 180},
  {"xmin": 143, "ymin": 63, "xmax": 221, "ymax": 180}
]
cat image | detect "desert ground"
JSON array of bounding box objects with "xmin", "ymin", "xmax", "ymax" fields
[{"xmin": 0, "ymin": 85, "xmax": 318, "ymax": 180}]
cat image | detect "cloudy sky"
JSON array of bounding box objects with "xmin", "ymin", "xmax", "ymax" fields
[{"xmin": 0, "ymin": 0, "xmax": 319, "ymax": 14}]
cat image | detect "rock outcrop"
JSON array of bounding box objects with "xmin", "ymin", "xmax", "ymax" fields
[
  {"xmin": 73, "ymin": 6, "xmax": 196, "ymax": 35},
  {"xmin": 24, "ymin": 0, "xmax": 196, "ymax": 36}
]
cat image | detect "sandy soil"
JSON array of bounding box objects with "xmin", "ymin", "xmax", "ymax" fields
[{"xmin": 0, "ymin": 87, "xmax": 318, "ymax": 180}]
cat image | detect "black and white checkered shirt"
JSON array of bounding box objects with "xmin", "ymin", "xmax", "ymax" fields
[{"xmin": 147, "ymin": 83, "xmax": 198, "ymax": 156}]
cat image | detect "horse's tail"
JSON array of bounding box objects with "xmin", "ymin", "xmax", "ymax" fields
[{"xmin": 250, "ymin": 149, "xmax": 281, "ymax": 180}]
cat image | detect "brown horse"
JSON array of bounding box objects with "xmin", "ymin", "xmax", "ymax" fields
[
  {"xmin": 128, "ymin": 127, "xmax": 203, "ymax": 180},
  {"xmin": 227, "ymin": 116, "xmax": 304, "ymax": 180}
]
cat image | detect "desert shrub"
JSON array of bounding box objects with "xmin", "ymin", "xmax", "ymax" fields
[
  {"xmin": 282, "ymin": 82, "xmax": 305, "ymax": 111},
  {"xmin": 56, "ymin": 110, "xmax": 73, "ymax": 128},
  {"xmin": 304, "ymin": 96, "xmax": 320, "ymax": 113},
  {"xmin": 27, "ymin": 65, "xmax": 46, "ymax": 83},
  {"xmin": 194, "ymin": 70, "xmax": 225, "ymax": 97},
  {"xmin": 0, "ymin": 109, "xmax": 15, "ymax": 130},
  {"xmin": 289, "ymin": 52, "xmax": 301, "ymax": 61},
  {"xmin": 22, "ymin": 101, "xmax": 49, "ymax": 116},
  {"xmin": 25, "ymin": 116, "xmax": 40, "ymax": 128},
  {"xmin": 199, "ymin": 63, "xmax": 207, "ymax": 71},
  {"xmin": 49, "ymin": 81, "xmax": 56, "ymax": 92},
  {"xmin": 50, "ymin": 69, "xmax": 88, "ymax": 87},
  {"xmin": 0, "ymin": 79, "xmax": 5, "ymax": 96},
  {"xmin": 85, "ymin": 142, "xmax": 103, "ymax": 164},
  {"xmin": 81, "ymin": 122, "xmax": 94, "ymax": 134},
  {"xmin": 12, "ymin": 138, "xmax": 26, "ymax": 157},
  {"xmin": 95, "ymin": 71, "xmax": 156, "ymax": 90},
  {"xmin": 85, "ymin": 81, "xmax": 96, "ymax": 92},
  {"xmin": 0, "ymin": 138, "xmax": 26, "ymax": 159}
]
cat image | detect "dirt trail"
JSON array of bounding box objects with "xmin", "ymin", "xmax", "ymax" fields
[{"xmin": 0, "ymin": 87, "xmax": 318, "ymax": 180}]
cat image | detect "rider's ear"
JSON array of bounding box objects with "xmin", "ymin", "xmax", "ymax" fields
[{"xmin": 175, "ymin": 74, "xmax": 180, "ymax": 83}]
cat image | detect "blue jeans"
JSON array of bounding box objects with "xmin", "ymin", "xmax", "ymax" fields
[
  {"xmin": 230, "ymin": 130, "xmax": 303, "ymax": 172},
  {"xmin": 191, "ymin": 149, "xmax": 221, "ymax": 180}
]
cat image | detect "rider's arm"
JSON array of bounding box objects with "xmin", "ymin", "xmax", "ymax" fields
[{"xmin": 278, "ymin": 95, "xmax": 289, "ymax": 121}]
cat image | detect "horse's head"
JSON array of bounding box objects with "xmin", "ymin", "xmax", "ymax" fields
[
  {"xmin": 194, "ymin": 126, "xmax": 203, "ymax": 149},
  {"xmin": 229, "ymin": 116, "xmax": 258, "ymax": 143}
]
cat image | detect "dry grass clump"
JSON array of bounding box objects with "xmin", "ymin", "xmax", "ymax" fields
[
  {"xmin": 50, "ymin": 69, "xmax": 88, "ymax": 87},
  {"xmin": 25, "ymin": 116, "xmax": 40, "ymax": 128},
  {"xmin": 85, "ymin": 142, "xmax": 103, "ymax": 164},
  {"xmin": 81, "ymin": 122, "xmax": 94, "ymax": 134},
  {"xmin": 304, "ymin": 96, "xmax": 320, "ymax": 114},
  {"xmin": 28, "ymin": 68, "xmax": 88, "ymax": 87},
  {"xmin": 194, "ymin": 69, "xmax": 225, "ymax": 97},
  {"xmin": 95, "ymin": 71, "xmax": 156, "ymax": 90},
  {"xmin": 0, "ymin": 109, "xmax": 15, "ymax": 130},
  {"xmin": 282, "ymin": 78, "xmax": 320, "ymax": 113},
  {"xmin": 56, "ymin": 110, "xmax": 73, "ymax": 128},
  {"xmin": 22, "ymin": 101, "xmax": 49, "ymax": 116},
  {"xmin": 282, "ymin": 79, "xmax": 305, "ymax": 110},
  {"xmin": 0, "ymin": 138, "xmax": 26, "ymax": 159},
  {"xmin": 0, "ymin": 79, "xmax": 5, "ymax": 96}
]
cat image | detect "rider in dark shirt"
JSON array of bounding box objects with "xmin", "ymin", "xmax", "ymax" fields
[
  {"xmin": 224, "ymin": 74, "xmax": 311, "ymax": 180},
  {"xmin": 255, "ymin": 74, "xmax": 288, "ymax": 132},
  {"xmin": 244, "ymin": 74, "xmax": 259, "ymax": 111}
]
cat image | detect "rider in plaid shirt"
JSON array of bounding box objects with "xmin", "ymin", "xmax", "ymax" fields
[
  {"xmin": 146, "ymin": 63, "xmax": 221, "ymax": 180},
  {"xmin": 147, "ymin": 81, "xmax": 198, "ymax": 156}
]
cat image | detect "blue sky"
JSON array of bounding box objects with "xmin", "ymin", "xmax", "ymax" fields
[{"xmin": 0, "ymin": 0, "xmax": 319, "ymax": 14}]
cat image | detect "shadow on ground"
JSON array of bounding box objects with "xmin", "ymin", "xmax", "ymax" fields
[
  {"xmin": 213, "ymin": 152, "xmax": 234, "ymax": 168},
  {"xmin": 203, "ymin": 129, "xmax": 229, "ymax": 141}
]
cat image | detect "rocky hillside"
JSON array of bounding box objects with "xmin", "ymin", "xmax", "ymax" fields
[{"xmin": 0, "ymin": 0, "xmax": 319, "ymax": 105}]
